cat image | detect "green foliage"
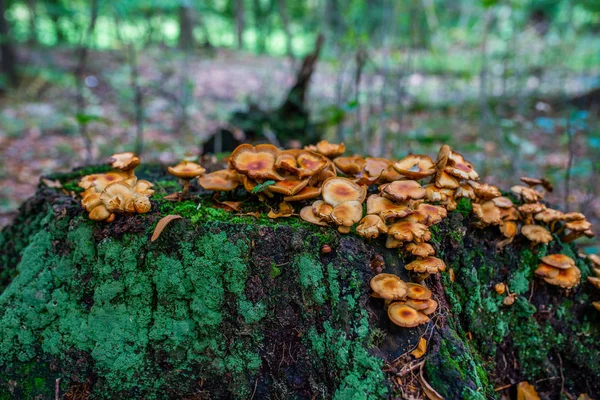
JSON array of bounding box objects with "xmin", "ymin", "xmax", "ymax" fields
[{"xmin": 251, "ymin": 180, "xmax": 275, "ymax": 194}]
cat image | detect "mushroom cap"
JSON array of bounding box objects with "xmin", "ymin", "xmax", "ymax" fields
[
  {"xmin": 534, "ymin": 209, "xmax": 564, "ymax": 223},
  {"xmin": 81, "ymin": 192, "xmax": 102, "ymax": 212},
  {"xmin": 500, "ymin": 206, "xmax": 521, "ymax": 221},
  {"xmin": 168, "ymin": 160, "xmax": 206, "ymax": 179},
  {"xmin": 500, "ymin": 221, "xmax": 518, "ymax": 238},
  {"xmin": 435, "ymin": 170, "xmax": 460, "ymax": 189},
  {"xmin": 423, "ymin": 184, "xmax": 454, "ymax": 202},
  {"xmin": 520, "ymin": 177, "xmax": 553, "ymax": 191},
  {"xmin": 494, "ymin": 283, "xmax": 506, "ymax": 294},
  {"xmin": 518, "ymin": 203, "xmax": 547, "ymax": 215},
  {"xmin": 356, "ymin": 215, "xmax": 388, "ymax": 239},
  {"xmin": 134, "ymin": 180, "xmax": 155, "ymax": 196},
  {"xmin": 404, "ymin": 298, "xmax": 432, "ymax": 311},
  {"xmin": 517, "ymin": 382, "xmax": 541, "ymax": 400},
  {"xmin": 134, "ymin": 195, "xmax": 151, "ymax": 213},
  {"xmin": 566, "ymin": 219, "xmax": 592, "ymax": 232},
  {"xmin": 380, "ymin": 180, "xmax": 426, "ymax": 202},
  {"xmin": 388, "ymin": 221, "xmax": 431, "ymax": 243},
  {"xmin": 405, "ymin": 242, "xmax": 435, "ymax": 257},
  {"xmin": 540, "ymin": 254, "xmax": 575, "ymax": 270},
  {"xmin": 313, "ymin": 140, "xmax": 346, "ymax": 158},
  {"xmin": 295, "ymin": 151, "xmax": 329, "ymax": 178},
  {"xmin": 330, "ymin": 201, "xmax": 363, "ymax": 228},
  {"xmin": 89, "ymin": 204, "xmax": 111, "ymax": 221},
  {"xmin": 534, "ymin": 263, "xmax": 560, "ymax": 279},
  {"xmin": 366, "ymin": 194, "xmax": 412, "ymax": 220},
  {"xmin": 364, "ymin": 157, "xmax": 392, "ymax": 177},
  {"xmin": 511, "ymin": 185, "xmax": 543, "ymax": 202},
  {"xmin": 370, "ymin": 274, "xmax": 408, "ymax": 300},
  {"xmin": 406, "ymin": 204, "xmax": 447, "ymax": 226},
  {"xmin": 422, "ymin": 299, "xmax": 438, "ymax": 315},
  {"xmin": 322, "ymin": 177, "xmax": 366, "ymax": 207},
  {"xmin": 543, "ymin": 265, "xmax": 581, "ymax": 289},
  {"xmin": 300, "ymin": 205, "xmax": 329, "ymax": 226},
  {"xmin": 78, "ymin": 171, "xmax": 131, "ymax": 191},
  {"xmin": 312, "ymin": 200, "xmax": 334, "ymax": 221},
  {"xmin": 284, "ymin": 186, "xmax": 322, "ymax": 202},
  {"xmin": 588, "ymin": 276, "xmax": 600, "ymax": 289},
  {"xmin": 392, "ymin": 154, "xmax": 436, "ymax": 179},
  {"xmin": 229, "ymin": 144, "xmax": 282, "ymax": 180},
  {"xmin": 387, "ymin": 302, "xmax": 429, "ymax": 328},
  {"xmin": 198, "ymin": 169, "xmax": 241, "ymax": 191},
  {"xmin": 275, "ymin": 151, "xmax": 298, "ymax": 171},
  {"xmin": 470, "ymin": 182, "xmax": 501, "ymax": 200},
  {"xmin": 435, "ymin": 144, "xmax": 451, "ymax": 171},
  {"xmin": 385, "ymin": 236, "xmax": 404, "ymax": 249},
  {"xmin": 563, "ymin": 212, "xmax": 586, "ymax": 221},
  {"xmin": 405, "ymin": 257, "xmax": 446, "ymax": 274},
  {"xmin": 379, "ymin": 167, "xmax": 403, "ymax": 182},
  {"xmin": 406, "ymin": 283, "xmax": 432, "ymax": 300},
  {"xmin": 492, "ymin": 196, "xmax": 514, "ymax": 208},
  {"xmin": 445, "ymin": 151, "xmax": 479, "ymax": 180},
  {"xmin": 333, "ymin": 156, "xmax": 367, "ymax": 175},
  {"xmin": 455, "ymin": 183, "xmax": 476, "ymax": 199},
  {"xmin": 522, "ymin": 225, "xmax": 553, "ymax": 244},
  {"xmin": 268, "ymin": 179, "xmax": 310, "ymax": 196},
  {"xmin": 108, "ymin": 152, "xmax": 140, "ymax": 171},
  {"xmin": 589, "ymin": 254, "xmax": 600, "ymax": 268},
  {"xmin": 472, "ymin": 201, "xmax": 503, "ymax": 225}
]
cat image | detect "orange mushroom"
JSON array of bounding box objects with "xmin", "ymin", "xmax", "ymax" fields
[{"xmin": 229, "ymin": 144, "xmax": 282, "ymax": 180}]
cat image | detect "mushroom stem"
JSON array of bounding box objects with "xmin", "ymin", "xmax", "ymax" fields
[
  {"xmin": 181, "ymin": 180, "xmax": 190, "ymax": 199},
  {"xmin": 415, "ymin": 272, "xmax": 431, "ymax": 282},
  {"xmin": 550, "ymin": 220, "xmax": 558, "ymax": 232},
  {"xmin": 562, "ymin": 231, "xmax": 583, "ymax": 243},
  {"xmin": 555, "ymin": 224, "xmax": 566, "ymax": 236}
]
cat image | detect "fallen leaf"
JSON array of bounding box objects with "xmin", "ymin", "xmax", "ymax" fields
[
  {"xmin": 151, "ymin": 215, "xmax": 183, "ymax": 241},
  {"xmin": 410, "ymin": 337, "xmax": 427, "ymax": 359},
  {"xmin": 163, "ymin": 193, "xmax": 181, "ymax": 201},
  {"xmin": 217, "ymin": 200, "xmax": 243, "ymax": 212},
  {"xmin": 267, "ymin": 202, "xmax": 294, "ymax": 218}
]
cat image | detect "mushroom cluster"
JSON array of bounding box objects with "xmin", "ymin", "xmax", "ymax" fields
[
  {"xmin": 588, "ymin": 254, "xmax": 600, "ymax": 312},
  {"xmin": 370, "ymin": 273, "xmax": 437, "ymax": 328},
  {"xmin": 198, "ymin": 144, "xmax": 337, "ymax": 217},
  {"xmin": 79, "ymin": 152, "xmax": 154, "ymax": 221},
  {"xmin": 534, "ymin": 254, "xmax": 581, "ymax": 290}
]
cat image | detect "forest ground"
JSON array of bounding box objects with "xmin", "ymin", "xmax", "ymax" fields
[{"xmin": 0, "ymin": 46, "xmax": 598, "ymax": 254}]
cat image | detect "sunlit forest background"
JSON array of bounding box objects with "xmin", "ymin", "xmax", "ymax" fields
[{"xmin": 0, "ymin": 0, "xmax": 599, "ymax": 249}]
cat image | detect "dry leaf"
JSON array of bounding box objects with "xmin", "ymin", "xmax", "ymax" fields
[
  {"xmin": 242, "ymin": 212, "xmax": 261, "ymax": 219},
  {"xmin": 411, "ymin": 337, "xmax": 427, "ymax": 359},
  {"xmin": 41, "ymin": 178, "xmax": 62, "ymax": 189},
  {"xmin": 151, "ymin": 215, "xmax": 183, "ymax": 241},
  {"xmin": 163, "ymin": 193, "xmax": 181, "ymax": 201},
  {"xmin": 267, "ymin": 202, "xmax": 294, "ymax": 219},
  {"xmin": 419, "ymin": 363, "xmax": 444, "ymax": 400}
]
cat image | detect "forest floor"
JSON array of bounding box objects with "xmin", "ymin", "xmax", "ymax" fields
[{"xmin": 0, "ymin": 46, "xmax": 598, "ymax": 253}]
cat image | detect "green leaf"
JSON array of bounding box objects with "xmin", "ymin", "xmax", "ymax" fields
[
  {"xmin": 75, "ymin": 113, "xmax": 104, "ymax": 125},
  {"xmin": 251, "ymin": 180, "xmax": 275, "ymax": 194}
]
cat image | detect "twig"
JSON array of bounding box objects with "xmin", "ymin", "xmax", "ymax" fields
[
  {"xmin": 558, "ymin": 353, "xmax": 565, "ymax": 396},
  {"xmin": 395, "ymin": 361, "xmax": 425, "ymax": 377},
  {"xmin": 494, "ymin": 383, "xmax": 511, "ymax": 392},
  {"xmin": 55, "ymin": 378, "xmax": 60, "ymax": 400},
  {"xmin": 564, "ymin": 113, "xmax": 574, "ymax": 211}
]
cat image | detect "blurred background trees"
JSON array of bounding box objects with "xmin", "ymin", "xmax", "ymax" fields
[{"xmin": 0, "ymin": 0, "xmax": 599, "ymax": 244}]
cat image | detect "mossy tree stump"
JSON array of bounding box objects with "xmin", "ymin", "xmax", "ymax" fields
[{"xmin": 0, "ymin": 166, "xmax": 598, "ymax": 399}]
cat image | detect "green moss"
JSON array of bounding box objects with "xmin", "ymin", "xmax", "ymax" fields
[{"xmin": 295, "ymin": 255, "xmax": 327, "ymax": 305}]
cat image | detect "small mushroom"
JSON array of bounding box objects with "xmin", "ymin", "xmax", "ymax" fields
[
  {"xmin": 229, "ymin": 144, "xmax": 282, "ymax": 180},
  {"xmin": 387, "ymin": 302, "xmax": 430, "ymax": 328},
  {"xmin": 356, "ymin": 215, "xmax": 388, "ymax": 239},
  {"xmin": 268, "ymin": 179, "xmax": 310, "ymax": 196},
  {"xmin": 521, "ymin": 225, "xmax": 553, "ymax": 245},
  {"xmin": 543, "ymin": 265, "xmax": 581, "ymax": 289},
  {"xmin": 540, "ymin": 254, "xmax": 575, "ymax": 270},
  {"xmin": 472, "ymin": 201, "xmax": 503, "ymax": 225},
  {"xmin": 406, "ymin": 282, "xmax": 432, "ymax": 300},
  {"xmin": 366, "ymin": 194, "xmax": 412, "ymax": 220},
  {"xmin": 300, "ymin": 205, "xmax": 329, "ymax": 226},
  {"xmin": 405, "ymin": 257, "xmax": 446, "ymax": 274},
  {"xmin": 322, "ymin": 177, "xmax": 366, "ymax": 207},
  {"xmin": 470, "ymin": 181, "xmax": 501, "ymax": 200},
  {"xmin": 307, "ymin": 140, "xmax": 346, "ymax": 158},
  {"xmin": 331, "ymin": 201, "xmax": 363, "ymax": 233},
  {"xmin": 535, "ymin": 209, "xmax": 564, "ymax": 231},
  {"xmin": 380, "ymin": 180, "xmax": 426, "ymax": 202},
  {"xmin": 445, "ymin": 151, "xmax": 479, "ymax": 180},
  {"xmin": 511, "ymin": 185, "xmax": 543, "ymax": 203},
  {"xmin": 108, "ymin": 152, "xmax": 141, "ymax": 176},
  {"xmin": 534, "ymin": 263, "xmax": 560, "ymax": 279},
  {"xmin": 387, "ymin": 221, "xmax": 431, "ymax": 243},
  {"xmin": 198, "ymin": 169, "xmax": 241, "ymax": 191},
  {"xmin": 283, "ymin": 186, "xmax": 321, "ymax": 202},
  {"xmin": 405, "ymin": 242, "xmax": 435, "ymax": 257},
  {"xmin": 405, "ymin": 204, "xmax": 447, "ymax": 226},
  {"xmin": 494, "ymin": 283, "xmax": 506, "ymax": 295},
  {"xmin": 168, "ymin": 160, "xmax": 206, "ymax": 199},
  {"xmin": 333, "ymin": 156, "xmax": 367, "ymax": 176},
  {"xmin": 370, "ymin": 273, "xmax": 408, "ymax": 300},
  {"xmin": 393, "ymin": 154, "xmax": 436, "ymax": 179},
  {"xmin": 455, "ymin": 183, "xmax": 476, "ymax": 199}
]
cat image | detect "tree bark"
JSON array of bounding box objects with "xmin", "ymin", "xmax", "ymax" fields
[
  {"xmin": 235, "ymin": 0, "xmax": 245, "ymax": 49},
  {"xmin": 278, "ymin": 0, "xmax": 293, "ymax": 58},
  {"xmin": 0, "ymin": 0, "xmax": 19, "ymax": 88},
  {"xmin": 178, "ymin": 5, "xmax": 196, "ymax": 50}
]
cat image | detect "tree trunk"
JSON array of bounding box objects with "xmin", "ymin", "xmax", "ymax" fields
[
  {"xmin": 27, "ymin": 0, "xmax": 37, "ymax": 45},
  {"xmin": 1, "ymin": 165, "xmax": 599, "ymax": 399},
  {"xmin": 277, "ymin": 0, "xmax": 293, "ymax": 58},
  {"xmin": 252, "ymin": 0, "xmax": 266, "ymax": 53},
  {"xmin": 178, "ymin": 5, "xmax": 196, "ymax": 50},
  {"xmin": 235, "ymin": 0, "xmax": 245, "ymax": 49},
  {"xmin": 0, "ymin": 0, "xmax": 18, "ymax": 88}
]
